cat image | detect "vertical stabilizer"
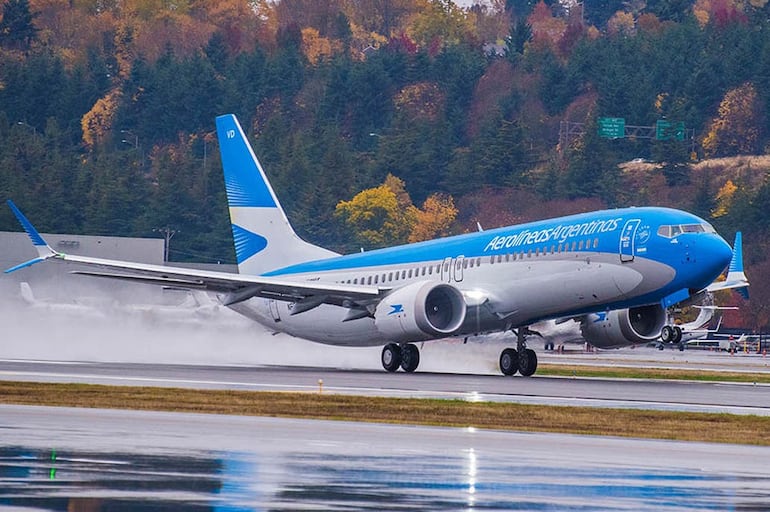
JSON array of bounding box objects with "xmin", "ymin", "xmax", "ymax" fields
[{"xmin": 216, "ymin": 114, "xmax": 337, "ymax": 275}]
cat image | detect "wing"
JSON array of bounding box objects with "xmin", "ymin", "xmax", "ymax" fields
[{"xmin": 5, "ymin": 200, "xmax": 382, "ymax": 313}]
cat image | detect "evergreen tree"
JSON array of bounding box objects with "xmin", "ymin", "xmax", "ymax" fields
[{"xmin": 0, "ymin": 0, "xmax": 38, "ymax": 50}]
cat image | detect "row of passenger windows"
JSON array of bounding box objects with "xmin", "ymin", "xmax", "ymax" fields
[{"xmin": 335, "ymin": 237, "xmax": 600, "ymax": 286}]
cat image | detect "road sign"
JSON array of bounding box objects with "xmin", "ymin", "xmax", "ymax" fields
[
  {"xmin": 598, "ymin": 117, "xmax": 625, "ymax": 139},
  {"xmin": 655, "ymin": 120, "xmax": 685, "ymax": 141}
]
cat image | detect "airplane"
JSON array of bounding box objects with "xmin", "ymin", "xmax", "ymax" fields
[
  {"xmin": 5, "ymin": 114, "xmax": 735, "ymax": 377},
  {"xmin": 17, "ymin": 281, "xmax": 234, "ymax": 324}
]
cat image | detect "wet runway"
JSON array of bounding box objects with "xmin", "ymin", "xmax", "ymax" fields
[
  {"xmin": 2, "ymin": 404, "xmax": 770, "ymax": 511},
  {"xmin": 2, "ymin": 359, "xmax": 770, "ymax": 416}
]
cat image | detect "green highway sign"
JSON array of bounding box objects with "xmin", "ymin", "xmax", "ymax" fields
[
  {"xmin": 598, "ymin": 117, "xmax": 625, "ymax": 139},
  {"xmin": 656, "ymin": 120, "xmax": 685, "ymax": 141}
]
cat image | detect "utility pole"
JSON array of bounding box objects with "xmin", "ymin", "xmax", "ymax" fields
[{"xmin": 153, "ymin": 227, "xmax": 177, "ymax": 263}]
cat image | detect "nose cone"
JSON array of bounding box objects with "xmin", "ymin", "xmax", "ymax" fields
[{"xmin": 702, "ymin": 233, "xmax": 733, "ymax": 283}]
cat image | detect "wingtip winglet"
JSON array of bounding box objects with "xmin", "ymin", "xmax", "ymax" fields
[
  {"xmin": 7, "ymin": 199, "xmax": 48, "ymax": 247},
  {"xmin": 5, "ymin": 200, "xmax": 55, "ymax": 271}
]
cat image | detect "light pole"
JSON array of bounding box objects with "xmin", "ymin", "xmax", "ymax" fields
[
  {"xmin": 153, "ymin": 227, "xmax": 177, "ymax": 263},
  {"xmin": 16, "ymin": 121, "xmax": 37, "ymax": 135},
  {"xmin": 120, "ymin": 129, "xmax": 138, "ymax": 149}
]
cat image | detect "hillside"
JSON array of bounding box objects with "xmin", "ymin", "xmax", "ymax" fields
[{"xmin": 0, "ymin": 0, "xmax": 768, "ymax": 327}]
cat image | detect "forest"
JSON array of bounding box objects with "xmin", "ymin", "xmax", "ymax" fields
[{"xmin": 1, "ymin": 0, "xmax": 770, "ymax": 328}]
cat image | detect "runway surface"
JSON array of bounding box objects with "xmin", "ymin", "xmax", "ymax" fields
[
  {"xmin": 2, "ymin": 404, "xmax": 770, "ymax": 511},
  {"xmin": 2, "ymin": 359, "xmax": 770, "ymax": 416}
]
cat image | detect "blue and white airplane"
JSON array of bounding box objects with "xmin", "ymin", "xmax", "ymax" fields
[{"xmin": 6, "ymin": 114, "xmax": 735, "ymax": 376}]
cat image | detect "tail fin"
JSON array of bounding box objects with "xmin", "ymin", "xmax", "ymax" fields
[
  {"xmin": 215, "ymin": 114, "xmax": 337, "ymax": 275},
  {"xmin": 20, "ymin": 282, "xmax": 35, "ymax": 304}
]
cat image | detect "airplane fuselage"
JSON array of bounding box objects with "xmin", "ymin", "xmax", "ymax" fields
[{"xmin": 231, "ymin": 207, "xmax": 730, "ymax": 347}]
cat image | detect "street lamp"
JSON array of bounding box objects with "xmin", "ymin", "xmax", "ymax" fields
[
  {"xmin": 120, "ymin": 129, "xmax": 138, "ymax": 149},
  {"xmin": 16, "ymin": 121, "xmax": 37, "ymax": 135}
]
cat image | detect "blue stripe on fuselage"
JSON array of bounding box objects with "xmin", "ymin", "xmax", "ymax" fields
[{"xmin": 262, "ymin": 207, "xmax": 707, "ymax": 277}]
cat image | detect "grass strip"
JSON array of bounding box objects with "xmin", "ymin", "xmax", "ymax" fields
[
  {"xmin": 1, "ymin": 380, "xmax": 768, "ymax": 446},
  {"xmin": 538, "ymin": 364, "xmax": 770, "ymax": 383}
]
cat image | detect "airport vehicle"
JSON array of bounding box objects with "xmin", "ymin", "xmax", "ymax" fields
[{"xmin": 6, "ymin": 114, "xmax": 735, "ymax": 376}]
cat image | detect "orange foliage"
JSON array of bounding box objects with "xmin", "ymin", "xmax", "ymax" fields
[
  {"xmin": 527, "ymin": 1, "xmax": 566, "ymax": 53},
  {"xmin": 301, "ymin": 27, "xmax": 342, "ymax": 64},
  {"xmin": 702, "ymin": 82, "xmax": 764, "ymax": 157},
  {"xmin": 408, "ymin": 193, "xmax": 457, "ymax": 243},
  {"xmin": 394, "ymin": 82, "xmax": 445, "ymax": 120},
  {"xmin": 81, "ymin": 88, "xmax": 122, "ymax": 149}
]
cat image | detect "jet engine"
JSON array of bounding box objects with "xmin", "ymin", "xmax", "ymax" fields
[
  {"xmin": 580, "ymin": 304, "xmax": 667, "ymax": 349},
  {"xmin": 374, "ymin": 281, "xmax": 466, "ymax": 342}
]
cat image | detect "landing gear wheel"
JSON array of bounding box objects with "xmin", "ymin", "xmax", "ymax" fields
[
  {"xmin": 400, "ymin": 344, "xmax": 420, "ymax": 373},
  {"xmin": 518, "ymin": 348, "xmax": 538, "ymax": 377},
  {"xmin": 381, "ymin": 343, "xmax": 402, "ymax": 372},
  {"xmin": 672, "ymin": 326, "xmax": 683, "ymax": 344},
  {"xmin": 499, "ymin": 348, "xmax": 519, "ymax": 376},
  {"xmin": 661, "ymin": 325, "xmax": 675, "ymax": 343}
]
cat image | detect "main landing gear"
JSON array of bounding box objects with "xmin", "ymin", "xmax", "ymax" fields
[
  {"xmin": 381, "ymin": 343, "xmax": 420, "ymax": 373},
  {"xmin": 660, "ymin": 325, "xmax": 686, "ymax": 351},
  {"xmin": 499, "ymin": 328, "xmax": 538, "ymax": 377}
]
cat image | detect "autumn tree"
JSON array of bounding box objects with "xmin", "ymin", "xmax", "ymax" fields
[
  {"xmin": 335, "ymin": 174, "xmax": 418, "ymax": 248},
  {"xmin": 702, "ymin": 82, "xmax": 764, "ymax": 157},
  {"xmin": 408, "ymin": 193, "xmax": 457, "ymax": 242}
]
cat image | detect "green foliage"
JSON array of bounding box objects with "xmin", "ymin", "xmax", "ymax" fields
[{"xmin": 4, "ymin": 0, "xmax": 770, "ymax": 284}]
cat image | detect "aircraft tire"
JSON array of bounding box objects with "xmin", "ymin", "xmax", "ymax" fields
[
  {"xmin": 661, "ymin": 325, "xmax": 675, "ymax": 343},
  {"xmin": 382, "ymin": 343, "xmax": 402, "ymax": 372},
  {"xmin": 499, "ymin": 348, "xmax": 519, "ymax": 376},
  {"xmin": 672, "ymin": 326, "xmax": 683, "ymax": 344},
  {"xmin": 400, "ymin": 344, "xmax": 420, "ymax": 373},
  {"xmin": 519, "ymin": 349, "xmax": 538, "ymax": 377}
]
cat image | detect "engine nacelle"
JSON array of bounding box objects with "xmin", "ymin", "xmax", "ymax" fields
[
  {"xmin": 375, "ymin": 281, "xmax": 467, "ymax": 343},
  {"xmin": 580, "ymin": 304, "xmax": 667, "ymax": 349}
]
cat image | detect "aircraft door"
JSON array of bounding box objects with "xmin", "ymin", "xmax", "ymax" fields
[
  {"xmin": 454, "ymin": 256, "xmax": 464, "ymax": 282},
  {"xmin": 619, "ymin": 219, "xmax": 641, "ymax": 262},
  {"xmin": 441, "ymin": 257, "xmax": 453, "ymax": 282}
]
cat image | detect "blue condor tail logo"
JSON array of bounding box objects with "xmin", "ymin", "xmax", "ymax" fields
[{"xmin": 389, "ymin": 304, "xmax": 404, "ymax": 315}]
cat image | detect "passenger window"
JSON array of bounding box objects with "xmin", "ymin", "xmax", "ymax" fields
[
  {"xmin": 353, "ymin": 278, "xmax": 358, "ymax": 284},
  {"xmin": 388, "ymin": 272, "xmax": 393, "ymax": 281},
  {"xmin": 578, "ymin": 240, "xmax": 583, "ymax": 250},
  {"xmin": 571, "ymin": 242, "xmax": 577, "ymax": 251},
  {"xmin": 408, "ymin": 269, "xmax": 413, "ymax": 278},
  {"xmin": 367, "ymin": 276, "xmax": 372, "ymax": 285},
  {"xmin": 402, "ymin": 270, "xmax": 407, "ymax": 279}
]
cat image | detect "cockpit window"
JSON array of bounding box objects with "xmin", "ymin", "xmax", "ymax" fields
[
  {"xmin": 681, "ymin": 224, "xmax": 704, "ymax": 233},
  {"xmin": 657, "ymin": 223, "xmax": 712, "ymax": 238}
]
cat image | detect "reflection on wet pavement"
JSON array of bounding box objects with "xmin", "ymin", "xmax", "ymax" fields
[
  {"xmin": 2, "ymin": 406, "xmax": 770, "ymax": 511},
  {"xmin": 3, "ymin": 447, "xmax": 770, "ymax": 511}
]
